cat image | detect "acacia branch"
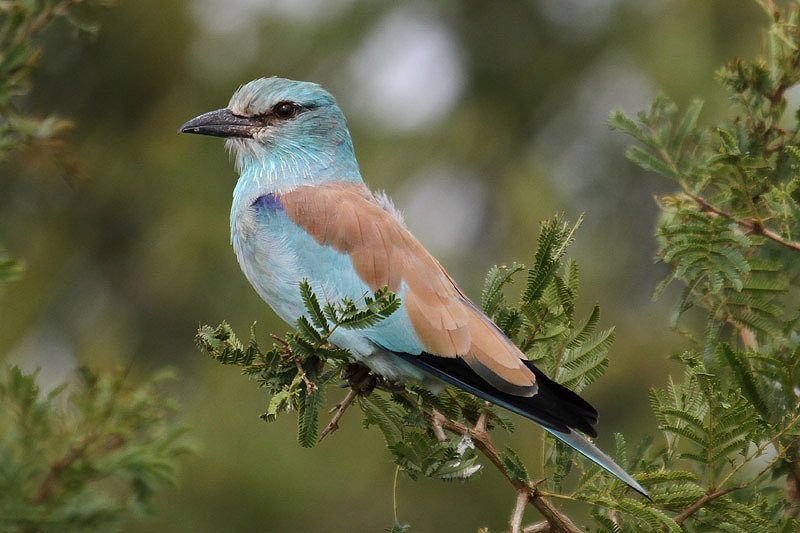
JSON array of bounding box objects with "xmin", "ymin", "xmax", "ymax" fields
[
  {"xmin": 686, "ymin": 191, "xmax": 800, "ymax": 252},
  {"xmin": 522, "ymin": 521, "xmax": 550, "ymax": 533},
  {"xmin": 431, "ymin": 410, "xmax": 582, "ymax": 533},
  {"xmin": 32, "ymin": 434, "xmax": 125, "ymax": 504},
  {"xmin": 787, "ymin": 460, "xmax": 800, "ymax": 518},
  {"xmin": 673, "ymin": 485, "xmax": 742, "ymax": 526},
  {"xmin": 318, "ymin": 388, "xmax": 358, "ymax": 443},
  {"xmin": 511, "ymin": 488, "xmax": 528, "ymax": 533}
]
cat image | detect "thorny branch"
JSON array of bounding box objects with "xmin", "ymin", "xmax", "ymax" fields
[
  {"xmin": 672, "ymin": 486, "xmax": 742, "ymax": 526},
  {"xmin": 318, "ymin": 388, "xmax": 357, "ymax": 443},
  {"xmin": 315, "ymin": 370, "xmax": 584, "ymax": 532},
  {"xmin": 430, "ymin": 410, "xmax": 583, "ymax": 533},
  {"xmin": 686, "ymin": 191, "xmax": 800, "ymax": 252},
  {"xmin": 33, "ymin": 434, "xmax": 125, "ymax": 504},
  {"xmin": 521, "ymin": 521, "xmax": 551, "ymax": 533}
]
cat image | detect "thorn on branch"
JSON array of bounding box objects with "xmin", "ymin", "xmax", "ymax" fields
[
  {"xmin": 686, "ymin": 191, "xmax": 800, "ymax": 252},
  {"xmin": 432, "ymin": 407, "xmax": 581, "ymax": 533},
  {"xmin": 430, "ymin": 410, "xmax": 448, "ymax": 442},
  {"xmin": 521, "ymin": 521, "xmax": 551, "ymax": 533},
  {"xmin": 476, "ymin": 408, "xmax": 489, "ymax": 434},
  {"xmin": 319, "ymin": 364, "xmax": 378, "ymax": 443},
  {"xmin": 318, "ymin": 387, "xmax": 358, "ymax": 443}
]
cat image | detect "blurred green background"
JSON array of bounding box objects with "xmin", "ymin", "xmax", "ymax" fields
[{"xmin": 0, "ymin": 0, "xmax": 769, "ymax": 530}]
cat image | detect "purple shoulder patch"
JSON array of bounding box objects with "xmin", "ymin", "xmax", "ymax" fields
[{"xmin": 252, "ymin": 193, "xmax": 282, "ymax": 210}]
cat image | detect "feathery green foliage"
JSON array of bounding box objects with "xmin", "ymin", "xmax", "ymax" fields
[
  {"xmin": 482, "ymin": 215, "xmax": 615, "ymax": 395},
  {"xmin": 0, "ymin": 365, "xmax": 194, "ymax": 532},
  {"xmin": 0, "ymin": 3, "xmax": 194, "ymax": 531},
  {"xmin": 196, "ymin": 280, "xmax": 404, "ymax": 448},
  {"xmin": 0, "ymin": 0, "xmax": 111, "ymax": 162},
  {"xmin": 606, "ymin": 0, "xmax": 800, "ymax": 529}
]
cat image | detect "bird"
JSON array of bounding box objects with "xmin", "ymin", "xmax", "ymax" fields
[{"xmin": 179, "ymin": 76, "xmax": 648, "ymax": 498}]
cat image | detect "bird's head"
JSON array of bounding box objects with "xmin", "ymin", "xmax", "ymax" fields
[{"xmin": 180, "ymin": 77, "xmax": 360, "ymax": 185}]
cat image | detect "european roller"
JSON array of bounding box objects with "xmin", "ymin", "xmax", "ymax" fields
[{"xmin": 179, "ymin": 77, "xmax": 648, "ymax": 497}]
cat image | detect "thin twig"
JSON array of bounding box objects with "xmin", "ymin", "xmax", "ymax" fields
[
  {"xmin": 786, "ymin": 460, "xmax": 800, "ymax": 518},
  {"xmin": 393, "ymin": 465, "xmax": 401, "ymax": 525},
  {"xmin": 686, "ymin": 191, "xmax": 800, "ymax": 252},
  {"xmin": 522, "ymin": 521, "xmax": 551, "ymax": 533},
  {"xmin": 511, "ymin": 488, "xmax": 528, "ymax": 533},
  {"xmin": 673, "ymin": 485, "xmax": 743, "ymax": 526},
  {"xmin": 295, "ymin": 360, "xmax": 317, "ymax": 394},
  {"xmin": 318, "ymin": 388, "xmax": 358, "ymax": 443},
  {"xmin": 33, "ymin": 434, "xmax": 125, "ymax": 504},
  {"xmin": 430, "ymin": 410, "xmax": 448, "ymax": 442},
  {"xmin": 28, "ymin": 0, "xmax": 81, "ymax": 35},
  {"xmin": 433, "ymin": 410, "xmax": 582, "ymax": 533},
  {"xmin": 270, "ymin": 334, "xmax": 292, "ymax": 357},
  {"xmin": 33, "ymin": 444, "xmax": 87, "ymax": 504},
  {"xmin": 270, "ymin": 333, "xmax": 289, "ymax": 345}
]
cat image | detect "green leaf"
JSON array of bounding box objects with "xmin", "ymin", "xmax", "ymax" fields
[
  {"xmin": 360, "ymin": 395, "xmax": 404, "ymax": 445},
  {"xmin": 481, "ymin": 262, "xmax": 525, "ymax": 316},
  {"xmin": 295, "ymin": 315, "xmax": 323, "ymax": 344},
  {"xmin": 625, "ymin": 145, "xmax": 678, "ymax": 179},
  {"xmin": 299, "ymin": 279, "xmax": 330, "ymax": 334},
  {"xmin": 566, "ymin": 304, "xmax": 600, "ymax": 349},
  {"xmin": 608, "ymin": 109, "xmax": 650, "ymax": 145},
  {"xmin": 523, "ymin": 215, "xmax": 581, "ymax": 305},
  {"xmin": 669, "ymin": 98, "xmax": 704, "ymax": 158},
  {"xmin": 500, "ymin": 447, "xmax": 529, "ymax": 483},
  {"xmin": 717, "ymin": 127, "xmax": 740, "ymax": 154},
  {"xmin": 297, "ymin": 386, "xmax": 324, "ymax": 448},
  {"xmin": 716, "ymin": 343, "xmax": 770, "ymax": 419}
]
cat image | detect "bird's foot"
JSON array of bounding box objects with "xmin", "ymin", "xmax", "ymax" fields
[{"xmin": 341, "ymin": 363, "xmax": 376, "ymax": 395}]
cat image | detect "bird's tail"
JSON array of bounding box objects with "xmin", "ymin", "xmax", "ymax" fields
[
  {"xmin": 545, "ymin": 425, "xmax": 649, "ymax": 498},
  {"xmin": 392, "ymin": 350, "xmax": 649, "ymax": 498}
]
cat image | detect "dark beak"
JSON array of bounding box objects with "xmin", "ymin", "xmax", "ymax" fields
[{"xmin": 178, "ymin": 108, "xmax": 261, "ymax": 138}]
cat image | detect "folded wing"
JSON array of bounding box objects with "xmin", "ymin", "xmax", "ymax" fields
[{"xmin": 281, "ymin": 181, "xmax": 537, "ymax": 396}]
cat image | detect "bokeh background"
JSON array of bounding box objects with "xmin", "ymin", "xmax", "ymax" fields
[{"xmin": 0, "ymin": 0, "xmax": 769, "ymax": 530}]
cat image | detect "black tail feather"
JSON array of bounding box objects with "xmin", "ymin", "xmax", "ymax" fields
[{"xmin": 394, "ymin": 352, "xmax": 599, "ymax": 438}]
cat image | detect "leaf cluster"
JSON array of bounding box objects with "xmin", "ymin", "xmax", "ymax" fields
[
  {"xmin": 1, "ymin": 3, "xmax": 196, "ymax": 531},
  {"xmin": 0, "ymin": 365, "xmax": 194, "ymax": 532},
  {"xmin": 0, "ymin": 0, "xmax": 111, "ymax": 161},
  {"xmin": 482, "ymin": 214, "xmax": 615, "ymax": 396},
  {"xmin": 606, "ymin": 1, "xmax": 800, "ymax": 529},
  {"xmin": 196, "ymin": 281, "xmax": 404, "ymax": 448}
]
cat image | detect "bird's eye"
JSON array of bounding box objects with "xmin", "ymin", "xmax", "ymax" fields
[{"xmin": 273, "ymin": 101, "xmax": 300, "ymax": 120}]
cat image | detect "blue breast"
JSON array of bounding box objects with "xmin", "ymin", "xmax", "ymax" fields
[{"xmin": 252, "ymin": 193, "xmax": 283, "ymax": 211}]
